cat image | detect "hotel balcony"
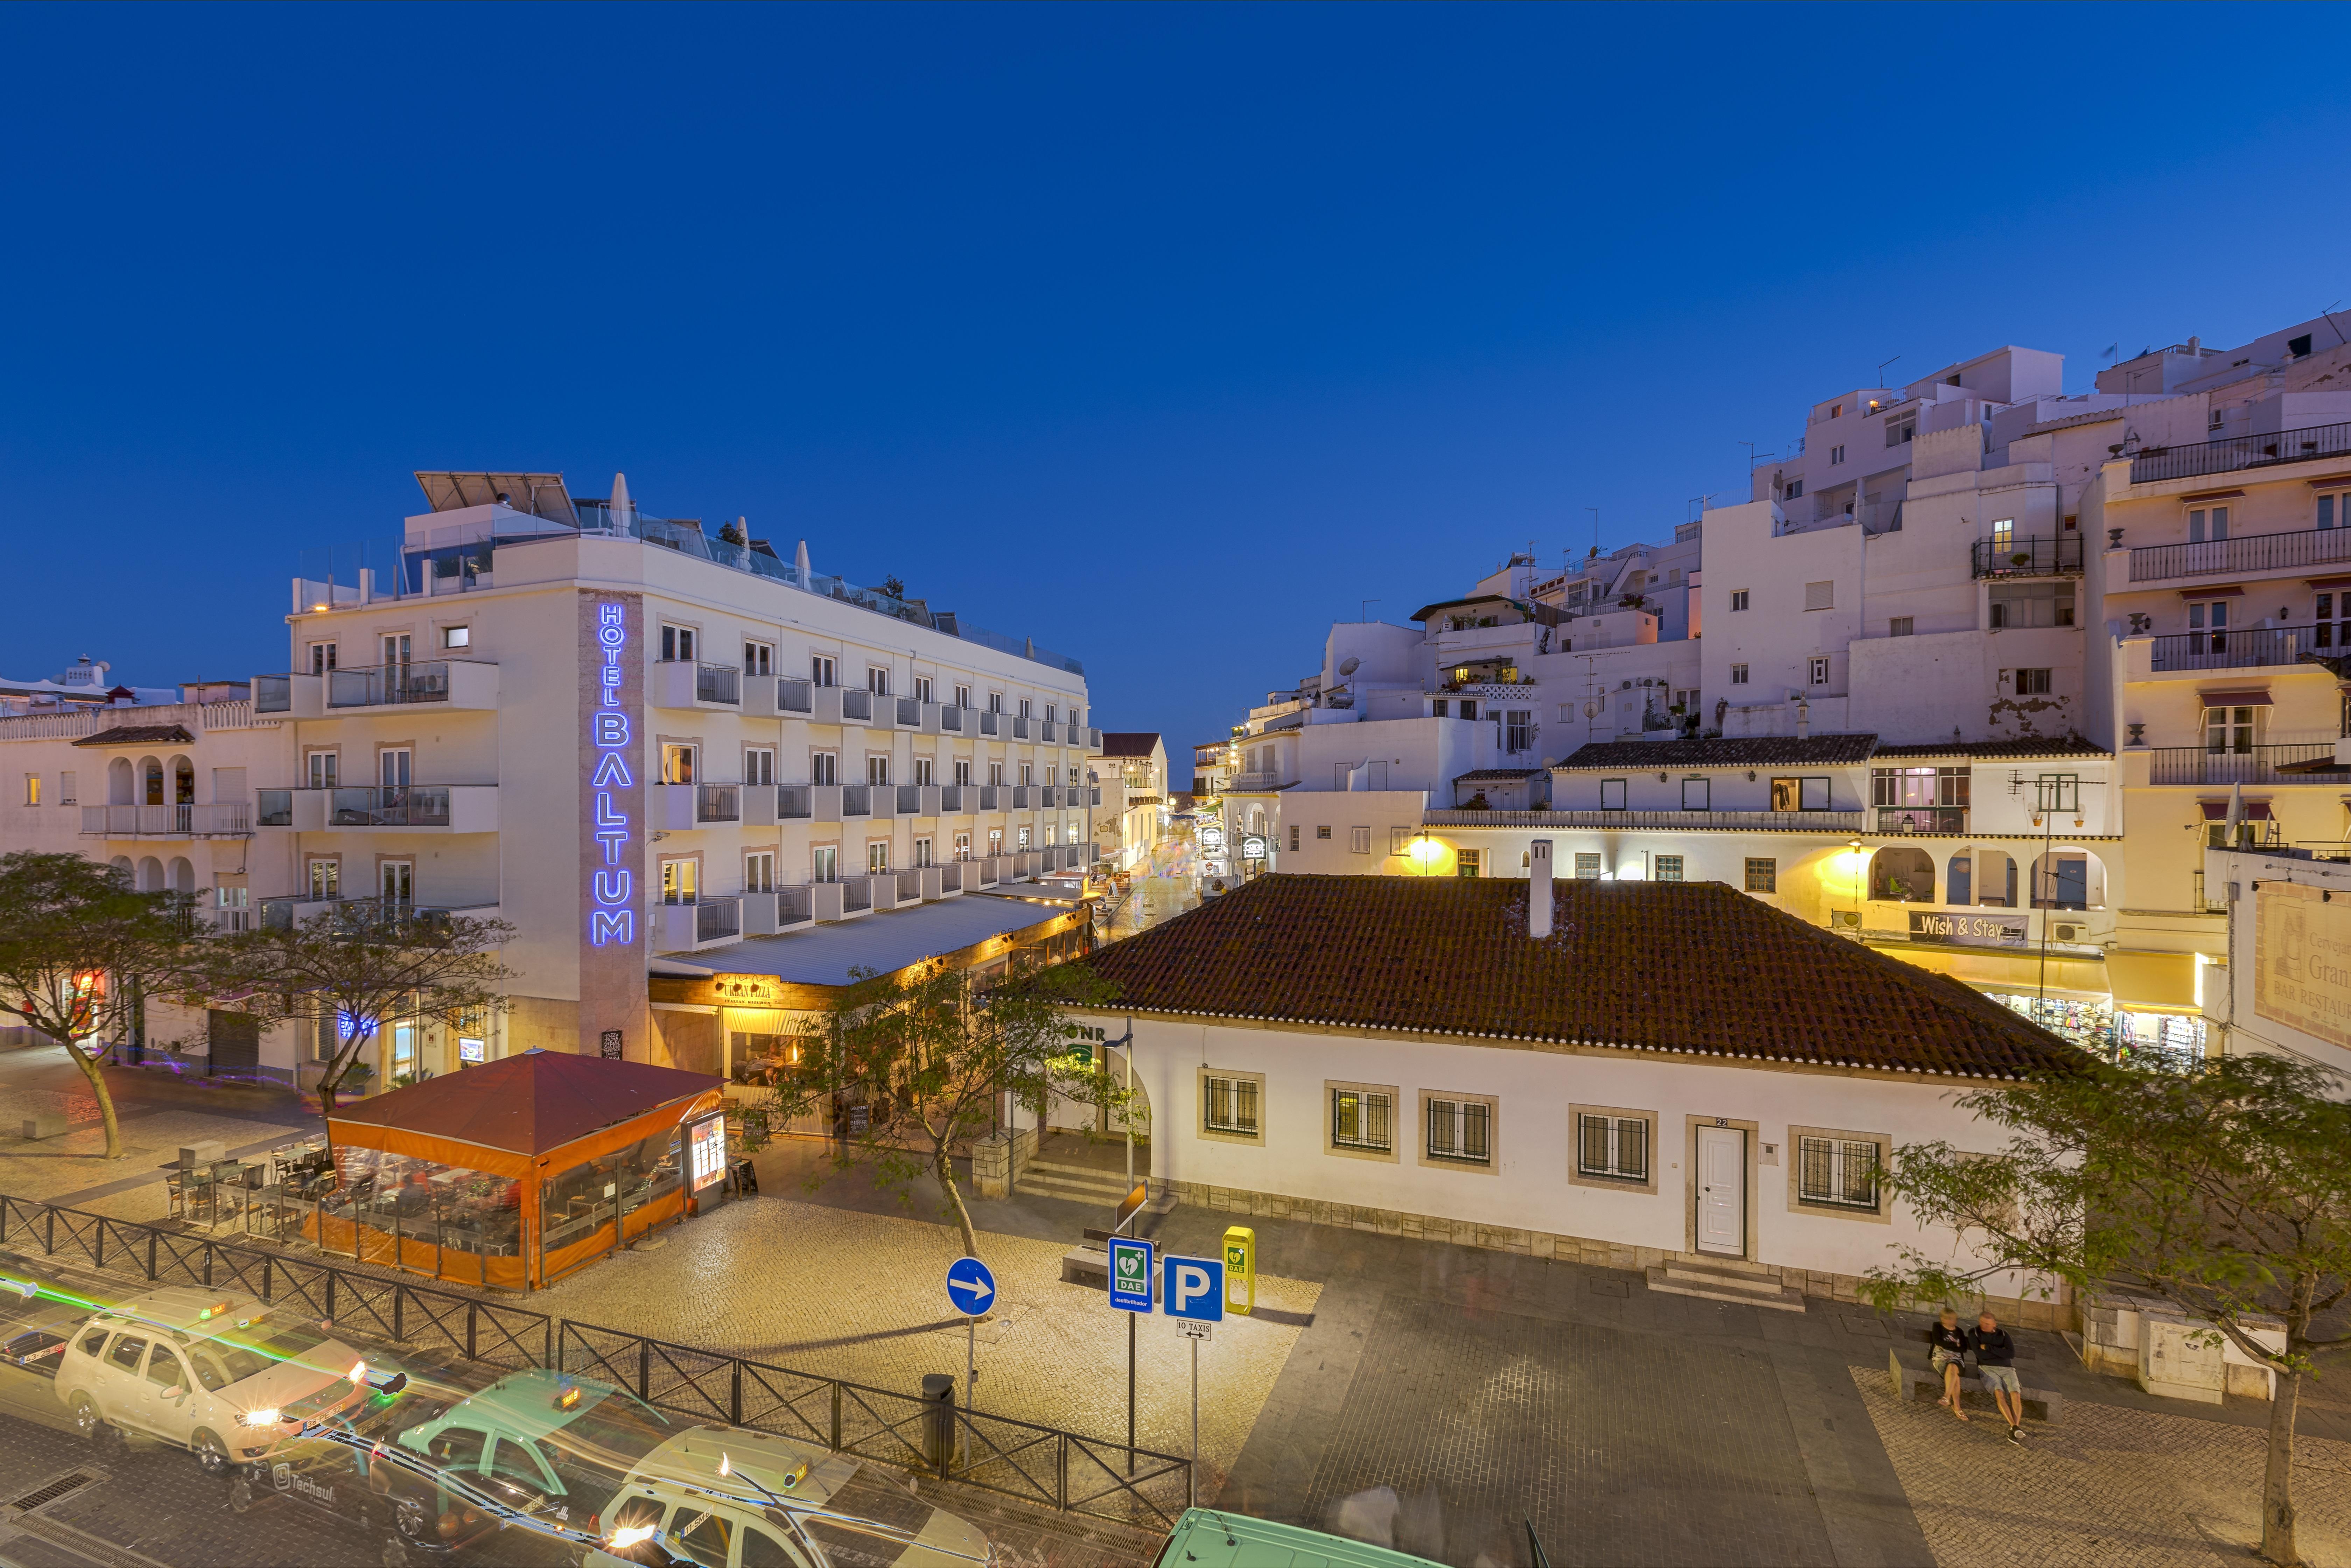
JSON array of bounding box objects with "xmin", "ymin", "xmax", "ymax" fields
[
  {"xmin": 80, "ymin": 803, "xmax": 253, "ymax": 839},
  {"xmin": 2126, "ymin": 526, "xmax": 2351, "ymax": 585},
  {"xmin": 657, "ymin": 895, "xmax": 742, "ymax": 953},
  {"xmin": 741, "ymin": 886, "xmax": 816, "ymax": 936},
  {"xmin": 254, "ymin": 786, "xmax": 497, "ymax": 833},
  {"xmin": 2145, "ymin": 744, "xmax": 2351, "ymax": 786},
  {"xmin": 2146, "ymin": 624, "xmax": 2328, "ymax": 673},
  {"xmin": 653, "ymin": 783, "xmax": 741, "ymax": 829},
  {"xmin": 1971, "ymin": 536, "xmax": 2083, "ymax": 579},
  {"xmin": 253, "ymin": 661, "xmax": 499, "ymax": 717},
  {"xmin": 2128, "ymin": 419, "xmax": 2351, "ymax": 484},
  {"xmin": 257, "ymin": 894, "xmax": 501, "ymax": 933},
  {"xmin": 651, "ymin": 660, "xmax": 741, "ymax": 710}
]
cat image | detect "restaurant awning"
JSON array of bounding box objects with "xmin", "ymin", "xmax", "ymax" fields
[
  {"xmin": 2106, "ymin": 950, "xmax": 2201, "ymax": 1015},
  {"xmin": 327, "ymin": 1049, "xmax": 724, "ymax": 1177}
]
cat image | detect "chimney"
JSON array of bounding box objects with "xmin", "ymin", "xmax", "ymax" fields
[
  {"xmin": 1795, "ymin": 698, "xmax": 1811, "ymax": 738},
  {"xmin": 1529, "ymin": 839, "xmax": 1554, "ymax": 940}
]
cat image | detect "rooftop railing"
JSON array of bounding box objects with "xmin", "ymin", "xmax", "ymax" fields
[{"xmin": 2129, "ymin": 420, "xmax": 2351, "ymax": 484}]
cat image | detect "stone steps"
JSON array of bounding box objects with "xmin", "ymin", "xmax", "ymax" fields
[
  {"xmin": 1014, "ymin": 1159, "xmax": 1144, "ymax": 1204},
  {"xmin": 1644, "ymin": 1256, "xmax": 1809, "ymax": 1313}
]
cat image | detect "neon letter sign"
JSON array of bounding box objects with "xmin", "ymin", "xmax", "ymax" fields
[{"xmin": 588, "ymin": 602, "xmax": 636, "ymax": 947}]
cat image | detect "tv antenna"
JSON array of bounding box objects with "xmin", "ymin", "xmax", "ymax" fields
[
  {"xmin": 1586, "ymin": 507, "xmax": 1600, "ymax": 555},
  {"xmin": 1877, "ymin": 355, "xmax": 1902, "ymax": 386}
]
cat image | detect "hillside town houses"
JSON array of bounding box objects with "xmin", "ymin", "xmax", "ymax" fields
[
  {"xmin": 0, "ymin": 471, "xmax": 1107, "ymax": 1087},
  {"xmin": 1208, "ymin": 312, "xmax": 2351, "ymax": 1071}
]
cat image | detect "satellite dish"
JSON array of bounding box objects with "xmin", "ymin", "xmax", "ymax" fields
[{"xmin": 1338, "ymin": 656, "xmax": 1361, "ymax": 676}]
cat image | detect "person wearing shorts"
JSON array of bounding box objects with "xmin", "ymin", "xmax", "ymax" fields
[
  {"xmin": 1970, "ymin": 1312, "xmax": 2026, "ymax": 1442},
  {"xmin": 1927, "ymin": 1309, "xmax": 1971, "ymax": 1420}
]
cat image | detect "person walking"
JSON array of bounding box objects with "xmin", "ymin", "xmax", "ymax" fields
[
  {"xmin": 1969, "ymin": 1311, "xmax": 2027, "ymax": 1442},
  {"xmin": 1928, "ymin": 1308, "xmax": 1971, "ymax": 1421}
]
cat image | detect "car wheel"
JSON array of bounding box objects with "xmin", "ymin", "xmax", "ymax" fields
[
  {"xmin": 69, "ymin": 1393, "xmax": 104, "ymax": 1443},
  {"xmin": 192, "ymin": 1428, "xmax": 232, "ymax": 1478},
  {"xmin": 393, "ymin": 1497, "xmax": 429, "ymax": 1542}
]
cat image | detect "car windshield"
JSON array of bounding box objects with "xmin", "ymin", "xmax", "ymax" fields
[
  {"xmin": 548, "ymin": 1391, "xmax": 676, "ymax": 1470},
  {"xmin": 195, "ymin": 1312, "xmax": 343, "ymax": 1387}
]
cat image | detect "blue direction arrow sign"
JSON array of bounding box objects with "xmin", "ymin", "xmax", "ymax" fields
[
  {"xmin": 1108, "ymin": 1237, "xmax": 1154, "ymax": 1312},
  {"xmin": 945, "ymin": 1256, "xmax": 997, "ymax": 1317},
  {"xmin": 1163, "ymin": 1253, "xmax": 1224, "ymax": 1323}
]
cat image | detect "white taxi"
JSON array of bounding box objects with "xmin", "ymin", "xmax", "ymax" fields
[{"xmin": 54, "ymin": 1286, "xmax": 376, "ymax": 1476}]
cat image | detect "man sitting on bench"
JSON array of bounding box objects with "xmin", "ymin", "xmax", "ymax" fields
[{"xmin": 1970, "ymin": 1310, "xmax": 2027, "ymax": 1444}]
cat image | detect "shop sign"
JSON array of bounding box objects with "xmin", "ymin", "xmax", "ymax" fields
[
  {"xmin": 1907, "ymin": 910, "xmax": 2027, "ymax": 947},
  {"xmin": 587, "ymin": 600, "xmax": 638, "ymax": 948},
  {"xmin": 1198, "ymin": 825, "xmax": 1225, "ymax": 851},
  {"xmin": 712, "ymin": 974, "xmax": 783, "ymax": 1006},
  {"xmin": 1240, "ymin": 834, "xmax": 1268, "ymax": 859},
  {"xmin": 2255, "ymin": 881, "xmax": 2351, "ymax": 1050},
  {"xmin": 457, "ymin": 1036, "xmax": 486, "ymax": 1064},
  {"xmin": 686, "ymin": 1112, "xmax": 729, "ymax": 1192}
]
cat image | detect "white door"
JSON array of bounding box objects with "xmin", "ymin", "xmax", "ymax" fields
[{"xmin": 1696, "ymin": 1125, "xmax": 1746, "ymax": 1256}]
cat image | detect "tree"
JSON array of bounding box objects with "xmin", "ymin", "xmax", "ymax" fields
[
  {"xmin": 209, "ymin": 904, "xmax": 515, "ymax": 1134},
  {"xmin": 749, "ymin": 958, "xmax": 1132, "ymax": 1261},
  {"xmin": 1861, "ymin": 1055, "xmax": 2351, "ymax": 1567},
  {"xmin": 0, "ymin": 852, "xmax": 206, "ymax": 1159}
]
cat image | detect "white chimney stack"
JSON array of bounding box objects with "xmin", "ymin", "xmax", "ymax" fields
[{"xmin": 1529, "ymin": 838, "xmax": 1554, "ymax": 940}]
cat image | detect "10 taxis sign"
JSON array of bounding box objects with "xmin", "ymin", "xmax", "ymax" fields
[{"xmin": 2255, "ymin": 881, "xmax": 2351, "ymax": 1050}]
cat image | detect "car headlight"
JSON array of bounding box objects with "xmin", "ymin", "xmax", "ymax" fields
[{"xmin": 239, "ymin": 1407, "xmax": 282, "ymax": 1428}]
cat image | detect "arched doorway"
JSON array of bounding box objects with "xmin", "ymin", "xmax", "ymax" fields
[
  {"xmin": 2031, "ymin": 848, "xmax": 2107, "ymax": 910},
  {"xmin": 140, "ymin": 757, "xmax": 164, "ymax": 807},
  {"xmin": 1945, "ymin": 849, "xmax": 2017, "ymax": 907},
  {"xmin": 108, "ymin": 759, "xmax": 134, "ymax": 805},
  {"xmin": 171, "ymin": 757, "xmax": 196, "ymax": 805},
  {"xmin": 1868, "ymin": 847, "xmax": 1935, "ymax": 903}
]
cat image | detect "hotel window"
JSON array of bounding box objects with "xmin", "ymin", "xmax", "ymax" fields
[
  {"xmin": 1600, "ymin": 778, "xmax": 1627, "ymax": 809},
  {"xmin": 1423, "ymin": 1095, "xmax": 1493, "ymax": 1167},
  {"xmin": 1456, "ymin": 849, "xmax": 1481, "ymax": 878},
  {"xmin": 914, "ymin": 675, "xmax": 933, "ymax": 703},
  {"xmin": 743, "ymin": 641, "xmax": 773, "ymax": 676},
  {"xmin": 1504, "ymin": 710, "xmax": 1532, "ymax": 752},
  {"xmin": 660, "ymin": 744, "xmax": 698, "ymax": 785},
  {"xmin": 744, "ymin": 851, "xmax": 775, "ymax": 892},
  {"xmin": 867, "ymin": 842, "xmax": 889, "ymax": 873},
  {"xmin": 1828, "ymin": 444, "xmax": 1845, "ymax": 465},
  {"xmin": 1745, "ymin": 857, "xmax": 1777, "ymax": 893},
  {"xmin": 1044, "ymin": 704, "xmax": 1057, "ymax": 723},
  {"xmin": 58, "ymin": 771, "xmax": 75, "ymax": 804},
  {"xmin": 1804, "ymin": 581, "xmax": 1834, "ymax": 611},
  {"xmin": 2322, "ymin": 492, "xmax": 2350, "ymax": 530},
  {"xmin": 1731, "ymin": 664, "xmax": 1749, "ymax": 685},
  {"xmin": 2188, "ymin": 505, "xmax": 2230, "ymax": 543},
  {"xmin": 744, "ymin": 748, "xmax": 775, "ymax": 786},
  {"xmin": 1350, "ymin": 826, "xmax": 1371, "ymax": 854},
  {"xmin": 1796, "ymin": 1130, "xmax": 1887, "ymax": 1214},
  {"xmin": 813, "ymin": 845, "xmax": 838, "ymax": 882},
  {"xmin": 914, "ymin": 837, "xmax": 933, "ymax": 866},
  {"xmin": 441, "ymin": 625, "xmax": 471, "ymax": 650},
  {"xmin": 811, "ymin": 750, "xmax": 838, "ymax": 785},
  {"xmin": 1328, "ymin": 1085, "xmax": 1395, "ymax": 1156},
  {"xmin": 987, "ymin": 829, "xmax": 1004, "ymax": 855},
  {"xmin": 866, "ymin": 754, "xmax": 890, "ymax": 787},
  {"xmin": 1889, "ymin": 616, "xmax": 1914, "ymax": 637},
  {"xmin": 1729, "ymin": 590, "xmax": 1749, "ymax": 612},
  {"xmin": 1016, "ymin": 826, "xmax": 1031, "ymax": 850},
  {"xmin": 1574, "ymin": 852, "xmax": 1602, "ymax": 879},
  {"xmin": 306, "ymin": 751, "xmax": 339, "ymax": 789},
  {"xmin": 23, "ymin": 775, "xmax": 38, "ymax": 806},
  {"xmin": 1316, "ymin": 825, "xmax": 1332, "ymax": 839},
  {"xmin": 1654, "ymin": 855, "xmax": 1685, "ymax": 881},
  {"xmin": 1680, "ymin": 777, "xmax": 1708, "ymax": 810},
  {"xmin": 308, "ymin": 642, "xmax": 338, "ymax": 674},
  {"xmin": 307, "ymin": 858, "xmax": 339, "ymax": 900},
  {"xmin": 953, "ymin": 684, "xmax": 971, "ymax": 708},
  {"xmin": 954, "ymin": 831, "xmax": 971, "ymax": 859},
  {"xmin": 1202, "ymin": 1071, "xmax": 1262, "ymax": 1139},
  {"xmin": 1991, "ymin": 518, "xmax": 2014, "ymax": 551},
  {"xmin": 812, "ymin": 655, "xmax": 837, "ymax": 687},
  {"xmin": 953, "ymin": 759, "xmax": 972, "ymax": 786},
  {"xmin": 1288, "ymin": 825, "xmax": 1300, "ymax": 852},
  {"xmin": 380, "ymin": 860, "xmax": 413, "ymax": 904},
  {"xmin": 1573, "ymin": 1110, "xmax": 1652, "ymax": 1187},
  {"xmin": 989, "ymin": 761, "xmax": 1005, "ymax": 787},
  {"xmin": 2014, "ymin": 668, "xmax": 2053, "ymax": 695},
  {"xmin": 1019, "ymin": 762, "xmax": 1034, "ymax": 786},
  {"xmin": 1018, "ymin": 698, "xmax": 1033, "ymax": 719},
  {"xmin": 659, "ymin": 625, "xmax": 697, "ymax": 662},
  {"xmin": 867, "ymin": 667, "xmax": 889, "ymax": 695},
  {"xmin": 913, "ymin": 757, "xmax": 936, "ymax": 786},
  {"xmin": 1771, "ymin": 776, "xmax": 1831, "ymax": 811},
  {"xmin": 988, "ymin": 692, "xmax": 1003, "ymax": 713},
  {"xmin": 1809, "ymin": 657, "xmax": 1830, "ymax": 685},
  {"xmin": 660, "ymin": 858, "xmax": 698, "ymax": 905}
]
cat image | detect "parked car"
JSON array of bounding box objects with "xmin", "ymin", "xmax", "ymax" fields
[{"xmin": 52, "ymin": 1285, "xmax": 376, "ymax": 1475}]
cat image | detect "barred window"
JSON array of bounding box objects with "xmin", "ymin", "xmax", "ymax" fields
[
  {"xmin": 1425, "ymin": 1098, "xmax": 1490, "ymax": 1165},
  {"xmin": 1204, "ymin": 1075, "xmax": 1258, "ymax": 1136},
  {"xmin": 1331, "ymin": 1088, "xmax": 1392, "ymax": 1152},
  {"xmin": 1577, "ymin": 1113, "xmax": 1648, "ymax": 1183},
  {"xmin": 1745, "ymin": 857, "xmax": 1777, "ymax": 893},
  {"xmin": 1798, "ymin": 1135, "xmax": 1881, "ymax": 1211}
]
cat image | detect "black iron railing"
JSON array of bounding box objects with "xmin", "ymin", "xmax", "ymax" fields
[
  {"xmin": 2128, "ymin": 525, "xmax": 2351, "ymax": 583},
  {"xmin": 2147, "ymin": 625, "xmax": 2320, "ymax": 672},
  {"xmin": 1971, "ymin": 536, "xmax": 2084, "ymax": 579},
  {"xmin": 2146, "ymin": 743, "xmax": 2351, "ymax": 786},
  {"xmin": 2129, "ymin": 420, "xmax": 2351, "ymax": 484}
]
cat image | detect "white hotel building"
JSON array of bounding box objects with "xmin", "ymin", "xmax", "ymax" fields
[
  {"xmin": 1217, "ymin": 314, "xmax": 2351, "ymax": 1067},
  {"xmin": 0, "ymin": 471, "xmax": 1105, "ymax": 1082}
]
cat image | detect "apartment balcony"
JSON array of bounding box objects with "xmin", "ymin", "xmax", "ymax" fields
[
  {"xmin": 841, "ymin": 784, "xmax": 873, "ymax": 818},
  {"xmin": 1087, "ymin": 727, "xmax": 1103, "ymax": 751},
  {"xmin": 2146, "ymin": 743, "xmax": 2351, "ymax": 786},
  {"xmin": 253, "ymin": 661, "xmax": 498, "ymax": 717},
  {"xmin": 1423, "ymin": 808, "xmax": 1865, "ymax": 831},
  {"xmin": 917, "ymin": 863, "xmax": 966, "ymax": 900},
  {"xmin": 976, "ymin": 785, "xmax": 1003, "ymax": 811},
  {"xmin": 867, "ymin": 784, "xmax": 900, "ymax": 818},
  {"xmin": 1873, "ymin": 806, "xmax": 1968, "ymax": 836},
  {"xmin": 809, "ymin": 687, "xmax": 875, "ymax": 725},
  {"xmin": 2127, "ymin": 526, "xmax": 2351, "ymax": 584},
  {"xmin": 657, "ymin": 895, "xmax": 742, "ymax": 953},
  {"xmin": 1040, "ymin": 720, "xmax": 1060, "ymax": 743},
  {"xmin": 742, "ymin": 886, "xmax": 816, "ymax": 936},
  {"xmin": 2129, "ymin": 419, "xmax": 2351, "ymax": 484},
  {"xmin": 1010, "ymin": 786, "xmax": 1036, "ymax": 809},
  {"xmin": 1039, "ymin": 785, "xmax": 1064, "ymax": 808},
  {"xmin": 751, "ymin": 677, "xmax": 816, "ymax": 718},
  {"xmin": 938, "ymin": 784, "xmax": 968, "ymax": 814},
  {"xmin": 652, "ymin": 660, "xmax": 741, "ymax": 709},
  {"xmin": 777, "ymin": 783, "xmax": 831, "ymax": 822},
  {"xmin": 257, "ymin": 895, "xmax": 501, "ymax": 934},
  {"xmin": 1228, "ymin": 771, "xmax": 1284, "ymax": 792},
  {"xmin": 900, "ymin": 784, "xmax": 940, "ymax": 816},
  {"xmin": 2147, "ymin": 624, "xmax": 2325, "ymax": 673},
  {"xmin": 805, "ymin": 879, "xmax": 871, "ymax": 923},
  {"xmin": 939, "ymin": 705, "xmax": 966, "ymax": 734},
  {"xmin": 975, "ymin": 710, "xmax": 1003, "ymax": 737},
  {"xmin": 1011, "ymin": 716, "xmax": 1033, "ymax": 740},
  {"xmin": 654, "ymin": 783, "xmax": 741, "ymax": 829},
  {"xmin": 964, "ymin": 856, "xmax": 1000, "ymax": 890},
  {"xmin": 1971, "ymin": 536, "xmax": 2083, "ymax": 579},
  {"xmin": 80, "ymin": 803, "xmax": 253, "ymax": 839},
  {"xmin": 252, "ymin": 787, "xmax": 496, "ymax": 832},
  {"xmin": 892, "ymin": 697, "xmax": 922, "ymax": 728}
]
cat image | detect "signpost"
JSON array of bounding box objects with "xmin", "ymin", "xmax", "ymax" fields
[
  {"xmin": 1163, "ymin": 1254, "xmax": 1224, "ymax": 1504},
  {"xmin": 945, "ymin": 1256, "xmax": 996, "ymax": 1465},
  {"xmin": 1107, "ymin": 1237, "xmax": 1152, "ymax": 1472}
]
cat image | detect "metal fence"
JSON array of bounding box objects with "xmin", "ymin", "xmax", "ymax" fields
[
  {"xmin": 0, "ymin": 1193, "xmax": 1190, "ymax": 1530},
  {"xmin": 2128, "ymin": 419, "xmax": 2351, "ymax": 484}
]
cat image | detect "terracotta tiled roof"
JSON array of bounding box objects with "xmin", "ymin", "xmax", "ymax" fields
[
  {"xmin": 1078, "ymin": 874, "xmax": 2076, "ymax": 1080},
  {"xmin": 71, "ymin": 724, "xmax": 195, "ymax": 748},
  {"xmin": 1556, "ymin": 735, "xmax": 1879, "ymax": 771},
  {"xmin": 1099, "ymin": 732, "xmax": 1162, "ymax": 758},
  {"xmin": 1873, "ymin": 736, "xmax": 2111, "ymax": 760}
]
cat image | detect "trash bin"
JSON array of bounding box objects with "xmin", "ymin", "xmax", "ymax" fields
[{"xmin": 921, "ymin": 1372, "xmax": 956, "ymax": 1473}]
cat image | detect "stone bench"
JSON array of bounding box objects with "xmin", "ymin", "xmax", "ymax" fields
[{"xmin": 1888, "ymin": 1348, "xmax": 2064, "ymax": 1425}]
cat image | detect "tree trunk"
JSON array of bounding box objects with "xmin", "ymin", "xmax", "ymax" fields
[
  {"xmin": 63, "ymin": 1039, "xmax": 125, "ymax": 1159},
  {"xmin": 933, "ymin": 1141, "xmax": 981, "ymax": 1262},
  {"xmin": 2261, "ymin": 1364, "xmax": 2301, "ymax": 1565}
]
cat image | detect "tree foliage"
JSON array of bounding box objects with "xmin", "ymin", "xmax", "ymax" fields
[
  {"xmin": 1863, "ymin": 1055, "xmax": 2350, "ymax": 1566},
  {"xmin": 0, "ymin": 852, "xmax": 206, "ymax": 1158},
  {"xmin": 747, "ymin": 958, "xmax": 1132, "ymax": 1261}
]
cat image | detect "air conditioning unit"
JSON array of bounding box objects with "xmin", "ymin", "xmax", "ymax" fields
[
  {"xmin": 2056, "ymin": 924, "xmax": 2081, "ymax": 942},
  {"xmin": 1831, "ymin": 910, "xmax": 1862, "ymax": 932}
]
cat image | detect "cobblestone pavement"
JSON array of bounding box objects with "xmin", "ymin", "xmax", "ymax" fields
[
  {"xmin": 528, "ymin": 1194, "xmax": 1320, "ymax": 1501},
  {"xmin": 1854, "ymin": 1366, "xmax": 2351, "ymax": 1568},
  {"xmin": 0, "ymin": 1044, "xmax": 309, "ymax": 1208}
]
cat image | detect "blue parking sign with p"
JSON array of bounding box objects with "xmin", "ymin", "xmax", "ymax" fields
[
  {"xmin": 1108, "ymin": 1238, "xmax": 1154, "ymax": 1312},
  {"xmin": 1164, "ymin": 1253, "xmax": 1224, "ymax": 1322}
]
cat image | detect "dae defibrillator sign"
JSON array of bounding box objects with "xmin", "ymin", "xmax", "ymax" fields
[
  {"xmin": 1222, "ymin": 1225, "xmax": 1255, "ymax": 1315},
  {"xmin": 1108, "ymin": 1237, "xmax": 1154, "ymax": 1312}
]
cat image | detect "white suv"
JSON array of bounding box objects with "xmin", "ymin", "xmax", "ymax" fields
[{"xmin": 55, "ymin": 1286, "xmax": 373, "ymax": 1476}]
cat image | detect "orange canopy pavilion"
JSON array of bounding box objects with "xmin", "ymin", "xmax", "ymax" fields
[{"xmin": 311, "ymin": 1049, "xmax": 726, "ymax": 1291}]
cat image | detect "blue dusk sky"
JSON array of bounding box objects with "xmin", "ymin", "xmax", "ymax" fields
[{"xmin": 6, "ymin": 6, "xmax": 2351, "ymax": 783}]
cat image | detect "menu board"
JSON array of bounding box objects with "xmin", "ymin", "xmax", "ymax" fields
[{"xmin": 687, "ymin": 1113, "xmax": 729, "ymax": 1193}]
